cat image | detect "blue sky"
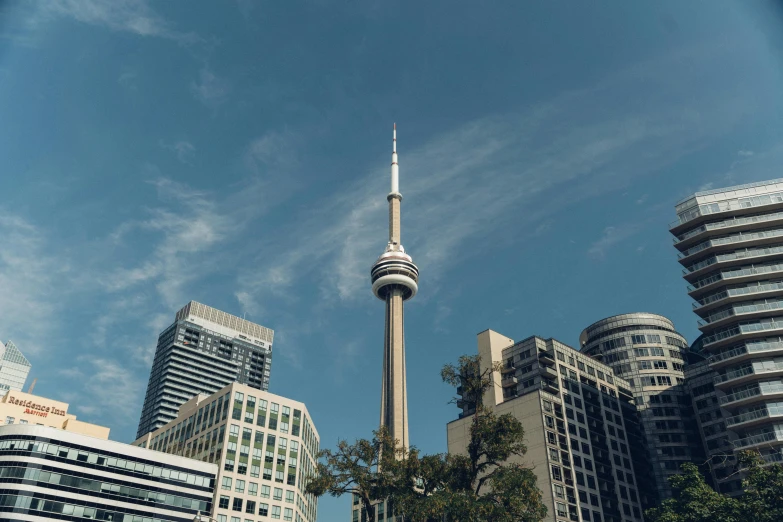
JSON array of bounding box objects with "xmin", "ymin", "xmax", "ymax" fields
[{"xmin": 2, "ymin": 0, "xmax": 783, "ymax": 519}]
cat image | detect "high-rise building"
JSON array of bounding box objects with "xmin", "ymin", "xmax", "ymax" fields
[
  {"xmin": 671, "ymin": 178, "xmax": 783, "ymax": 493},
  {"xmin": 0, "ymin": 340, "xmax": 30, "ymax": 393},
  {"xmin": 448, "ymin": 330, "xmax": 647, "ymax": 522},
  {"xmin": 579, "ymin": 313, "xmax": 706, "ymax": 500},
  {"xmin": 137, "ymin": 301, "xmax": 274, "ymax": 439},
  {"xmin": 370, "ymin": 124, "xmax": 419, "ymax": 450},
  {"xmin": 0, "ymin": 424, "xmax": 217, "ymax": 521},
  {"xmin": 134, "ymin": 382, "xmax": 319, "ymax": 522}
]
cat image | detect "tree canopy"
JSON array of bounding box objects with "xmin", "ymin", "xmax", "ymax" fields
[
  {"xmin": 645, "ymin": 451, "xmax": 783, "ymax": 522},
  {"xmin": 305, "ymin": 354, "xmax": 546, "ymax": 522}
]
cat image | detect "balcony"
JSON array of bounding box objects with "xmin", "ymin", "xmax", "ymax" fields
[
  {"xmin": 501, "ymin": 375, "xmax": 518, "ymax": 388},
  {"xmin": 714, "ymin": 362, "xmax": 783, "ymax": 388},
  {"xmin": 733, "ymin": 429, "xmax": 783, "ymax": 450},
  {"xmin": 683, "ymin": 244, "xmax": 783, "ymax": 280},
  {"xmin": 720, "ymin": 383, "xmax": 783, "ymax": 407},
  {"xmin": 699, "ymin": 299, "xmax": 783, "ymax": 330},
  {"xmin": 674, "ymin": 210, "xmax": 783, "ymax": 247},
  {"xmin": 538, "ymin": 350, "xmax": 555, "ymax": 362},
  {"xmin": 726, "ymin": 406, "xmax": 783, "ymax": 429},
  {"xmin": 501, "ymin": 362, "xmax": 516, "ymax": 374},
  {"xmin": 702, "ymin": 319, "xmax": 783, "ymax": 349},
  {"xmin": 709, "ymin": 340, "xmax": 783, "ymax": 367},
  {"xmin": 679, "ymin": 228, "xmax": 783, "ymax": 262},
  {"xmin": 539, "ymin": 365, "xmax": 558, "ymax": 379},
  {"xmin": 694, "ymin": 281, "xmax": 783, "ymax": 313},
  {"xmin": 670, "ymin": 186, "xmax": 783, "ymax": 233}
]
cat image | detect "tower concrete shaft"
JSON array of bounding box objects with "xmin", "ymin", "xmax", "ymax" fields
[{"xmin": 371, "ymin": 124, "xmax": 419, "ymax": 450}]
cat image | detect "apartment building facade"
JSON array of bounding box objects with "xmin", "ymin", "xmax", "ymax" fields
[{"xmin": 448, "ymin": 330, "xmax": 648, "ymax": 522}]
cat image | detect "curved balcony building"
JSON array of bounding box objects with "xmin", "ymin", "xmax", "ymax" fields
[
  {"xmin": 580, "ymin": 313, "xmax": 704, "ymax": 500},
  {"xmin": 672, "ymin": 178, "xmax": 783, "ymax": 493}
]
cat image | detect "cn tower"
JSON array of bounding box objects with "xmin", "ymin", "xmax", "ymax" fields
[{"xmin": 370, "ymin": 124, "xmax": 419, "ymax": 449}]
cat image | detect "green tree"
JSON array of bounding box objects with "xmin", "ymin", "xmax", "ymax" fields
[
  {"xmin": 737, "ymin": 450, "xmax": 783, "ymax": 522},
  {"xmin": 645, "ymin": 463, "xmax": 741, "ymax": 522},
  {"xmin": 645, "ymin": 450, "xmax": 783, "ymax": 522},
  {"xmin": 305, "ymin": 355, "xmax": 547, "ymax": 522}
]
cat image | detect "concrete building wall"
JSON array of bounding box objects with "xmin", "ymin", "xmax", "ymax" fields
[{"xmin": 449, "ymin": 331, "xmax": 645, "ymax": 522}]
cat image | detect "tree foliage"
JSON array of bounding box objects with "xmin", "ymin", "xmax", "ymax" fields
[
  {"xmin": 645, "ymin": 451, "xmax": 783, "ymax": 522},
  {"xmin": 305, "ymin": 354, "xmax": 546, "ymax": 522}
]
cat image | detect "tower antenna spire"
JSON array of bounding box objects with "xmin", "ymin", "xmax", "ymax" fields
[
  {"xmin": 391, "ymin": 123, "xmax": 399, "ymax": 194},
  {"xmin": 371, "ymin": 123, "xmax": 419, "ymax": 451}
]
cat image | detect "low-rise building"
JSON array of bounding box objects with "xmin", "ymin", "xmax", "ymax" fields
[
  {"xmin": 0, "ymin": 424, "xmax": 217, "ymax": 521},
  {"xmin": 0, "ymin": 390, "xmax": 110, "ymax": 439},
  {"xmin": 134, "ymin": 382, "xmax": 319, "ymax": 522},
  {"xmin": 448, "ymin": 330, "xmax": 647, "ymax": 522}
]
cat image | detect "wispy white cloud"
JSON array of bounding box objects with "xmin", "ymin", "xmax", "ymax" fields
[
  {"xmin": 0, "ymin": 212, "xmax": 73, "ymax": 356},
  {"xmin": 101, "ymin": 178, "xmax": 235, "ymax": 308},
  {"xmin": 33, "ymin": 0, "xmax": 200, "ymax": 45},
  {"xmin": 191, "ymin": 66, "xmax": 230, "ymax": 107},
  {"xmin": 738, "ymin": 149, "xmax": 755, "ymax": 157},
  {"xmin": 588, "ymin": 224, "xmax": 645, "ymax": 259},
  {"xmin": 159, "ymin": 139, "xmax": 196, "ymax": 164}
]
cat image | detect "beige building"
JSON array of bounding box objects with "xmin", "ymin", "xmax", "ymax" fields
[
  {"xmin": 134, "ymin": 381, "xmax": 319, "ymax": 522},
  {"xmin": 448, "ymin": 330, "xmax": 646, "ymax": 522},
  {"xmin": 0, "ymin": 390, "xmax": 110, "ymax": 439}
]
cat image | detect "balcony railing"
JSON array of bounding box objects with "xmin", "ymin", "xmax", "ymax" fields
[
  {"xmin": 681, "ymin": 228, "xmax": 783, "ymax": 259},
  {"xmin": 671, "ymin": 188, "xmax": 783, "ymax": 229},
  {"xmin": 685, "ymin": 244, "xmax": 783, "ymax": 274},
  {"xmin": 720, "ymin": 383, "xmax": 783, "ymax": 405},
  {"xmin": 695, "ymin": 281, "xmax": 783, "ymax": 309},
  {"xmin": 726, "ymin": 405, "xmax": 783, "ymax": 427},
  {"xmin": 703, "ymin": 319, "xmax": 783, "ymax": 347},
  {"xmin": 733, "ymin": 429, "xmax": 783, "ymax": 450},
  {"xmin": 675, "ymin": 210, "xmax": 783, "ymax": 244},
  {"xmin": 715, "ymin": 365, "xmax": 754, "ymax": 384},
  {"xmin": 699, "ymin": 299, "xmax": 783, "ymax": 326},
  {"xmin": 709, "ymin": 340, "xmax": 783, "ymax": 364}
]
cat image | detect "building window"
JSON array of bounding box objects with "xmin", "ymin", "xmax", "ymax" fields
[
  {"xmin": 556, "ymin": 502, "xmax": 568, "ymax": 518},
  {"xmin": 274, "ymin": 488, "xmax": 283, "ymax": 501},
  {"xmin": 259, "ymin": 503, "xmax": 269, "ymax": 516},
  {"xmin": 284, "ymin": 508, "xmax": 293, "ymax": 521},
  {"xmin": 232, "ymin": 498, "xmax": 243, "ymax": 511},
  {"xmin": 261, "ymin": 485, "xmax": 271, "ymax": 498},
  {"xmin": 222, "ymin": 477, "xmax": 233, "ymax": 490},
  {"xmin": 272, "ymin": 506, "xmax": 282, "ymax": 519},
  {"xmin": 5, "ymin": 417, "xmax": 13, "ymax": 424},
  {"xmin": 219, "ymin": 496, "xmax": 230, "ymax": 509},
  {"xmin": 246, "ymin": 500, "xmax": 256, "ymax": 514},
  {"xmin": 286, "ymin": 491, "xmax": 295, "ymax": 503},
  {"xmin": 236, "ymin": 480, "xmax": 246, "ymax": 493}
]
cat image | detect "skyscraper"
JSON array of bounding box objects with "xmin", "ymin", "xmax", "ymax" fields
[
  {"xmin": 580, "ymin": 313, "xmax": 706, "ymax": 500},
  {"xmin": 136, "ymin": 301, "xmax": 274, "ymax": 439},
  {"xmin": 671, "ymin": 178, "xmax": 783, "ymax": 493},
  {"xmin": 370, "ymin": 124, "xmax": 419, "ymax": 450},
  {"xmin": 0, "ymin": 340, "xmax": 31, "ymax": 393}
]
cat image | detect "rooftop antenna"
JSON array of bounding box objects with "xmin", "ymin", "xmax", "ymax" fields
[{"xmin": 27, "ymin": 378, "xmax": 37, "ymax": 395}]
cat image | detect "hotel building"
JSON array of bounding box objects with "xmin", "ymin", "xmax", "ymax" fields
[
  {"xmin": 448, "ymin": 330, "xmax": 647, "ymax": 522},
  {"xmin": 580, "ymin": 313, "xmax": 706, "ymax": 499},
  {"xmin": 671, "ymin": 178, "xmax": 783, "ymax": 493},
  {"xmin": 0, "ymin": 389, "xmax": 110, "ymax": 439},
  {"xmin": 134, "ymin": 382, "xmax": 319, "ymax": 522},
  {"xmin": 137, "ymin": 301, "xmax": 274, "ymax": 439}
]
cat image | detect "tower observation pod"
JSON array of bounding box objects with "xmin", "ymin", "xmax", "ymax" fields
[{"xmin": 370, "ymin": 124, "xmax": 419, "ymax": 450}]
